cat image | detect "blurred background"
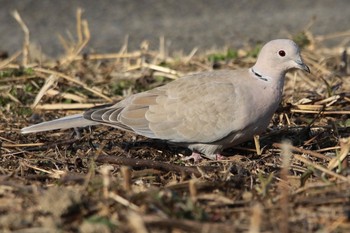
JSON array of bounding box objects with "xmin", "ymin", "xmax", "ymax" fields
[{"xmin": 0, "ymin": 0, "xmax": 349, "ymax": 57}]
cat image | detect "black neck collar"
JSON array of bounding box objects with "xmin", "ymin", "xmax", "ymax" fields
[{"xmin": 251, "ymin": 68, "xmax": 268, "ymax": 82}]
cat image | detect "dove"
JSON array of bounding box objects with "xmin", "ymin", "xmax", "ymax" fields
[{"xmin": 22, "ymin": 39, "xmax": 310, "ymax": 160}]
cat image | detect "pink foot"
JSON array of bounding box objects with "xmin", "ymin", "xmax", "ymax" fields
[
  {"xmin": 182, "ymin": 152, "xmax": 203, "ymax": 163},
  {"xmin": 182, "ymin": 152, "xmax": 225, "ymax": 162}
]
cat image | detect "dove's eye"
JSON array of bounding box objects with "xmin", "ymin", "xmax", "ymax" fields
[{"xmin": 278, "ymin": 50, "xmax": 286, "ymax": 57}]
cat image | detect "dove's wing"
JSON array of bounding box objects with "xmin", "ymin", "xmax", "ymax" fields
[{"xmin": 83, "ymin": 70, "xmax": 249, "ymax": 143}]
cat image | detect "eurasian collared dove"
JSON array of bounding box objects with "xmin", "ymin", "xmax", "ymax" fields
[{"xmin": 22, "ymin": 39, "xmax": 310, "ymax": 160}]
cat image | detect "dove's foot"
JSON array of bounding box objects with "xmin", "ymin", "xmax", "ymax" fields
[
  {"xmin": 182, "ymin": 152, "xmax": 225, "ymax": 162},
  {"xmin": 182, "ymin": 152, "xmax": 203, "ymax": 162}
]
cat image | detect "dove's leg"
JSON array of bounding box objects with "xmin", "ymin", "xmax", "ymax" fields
[
  {"xmin": 182, "ymin": 152, "xmax": 225, "ymax": 162},
  {"xmin": 182, "ymin": 152, "xmax": 203, "ymax": 162}
]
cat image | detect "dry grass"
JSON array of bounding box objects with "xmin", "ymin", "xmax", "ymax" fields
[{"xmin": 1, "ymin": 10, "xmax": 350, "ymax": 233}]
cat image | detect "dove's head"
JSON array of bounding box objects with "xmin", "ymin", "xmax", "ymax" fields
[{"xmin": 253, "ymin": 39, "xmax": 310, "ymax": 78}]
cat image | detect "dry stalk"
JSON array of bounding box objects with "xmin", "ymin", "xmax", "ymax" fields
[
  {"xmin": 2, "ymin": 142, "xmax": 45, "ymax": 148},
  {"xmin": 184, "ymin": 47, "xmax": 199, "ymax": 63},
  {"xmin": 328, "ymin": 137, "xmax": 350, "ymax": 171},
  {"xmin": 254, "ymin": 134, "xmax": 262, "ymax": 155},
  {"xmin": 314, "ymin": 95, "xmax": 341, "ymax": 106},
  {"xmin": 291, "ymin": 109, "xmax": 350, "ymax": 115},
  {"xmin": 59, "ymin": 8, "xmax": 90, "ymax": 66},
  {"xmin": 121, "ymin": 166, "xmax": 132, "ymax": 192},
  {"xmin": 278, "ymin": 141, "xmax": 293, "ymax": 233},
  {"xmin": 189, "ymin": 178, "xmax": 198, "ymax": 202},
  {"xmin": 12, "ymin": 10, "xmax": 30, "ymax": 66},
  {"xmin": 248, "ymin": 203, "xmax": 263, "ymax": 233},
  {"xmin": 100, "ymin": 164, "xmax": 113, "ymax": 199},
  {"xmin": 293, "ymin": 154, "xmax": 348, "ymax": 182},
  {"xmin": 96, "ymin": 155, "xmax": 203, "ymax": 177},
  {"xmin": 0, "ymin": 50, "xmax": 22, "ymax": 70},
  {"xmin": 109, "ymin": 192, "xmax": 139, "ymax": 211},
  {"xmin": 316, "ymin": 146, "xmax": 341, "ymax": 153},
  {"xmin": 31, "ymin": 74, "xmax": 57, "ymax": 108},
  {"xmin": 34, "ymin": 103, "xmax": 96, "ymax": 110},
  {"xmin": 315, "ymin": 30, "xmax": 350, "ymax": 42},
  {"xmin": 273, "ymin": 143, "xmax": 331, "ymax": 161},
  {"xmin": 34, "ymin": 67, "xmax": 112, "ymax": 102},
  {"xmin": 4, "ymin": 91, "xmax": 21, "ymax": 104},
  {"xmin": 128, "ymin": 211, "xmax": 149, "ymax": 233},
  {"xmin": 142, "ymin": 63, "xmax": 182, "ymax": 78},
  {"xmin": 73, "ymin": 51, "xmax": 142, "ymax": 61},
  {"xmin": 22, "ymin": 161, "xmax": 63, "ymax": 179},
  {"xmin": 45, "ymin": 89, "xmax": 87, "ymax": 103}
]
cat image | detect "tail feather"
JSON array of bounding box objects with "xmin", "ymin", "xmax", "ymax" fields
[{"xmin": 21, "ymin": 114, "xmax": 97, "ymax": 134}]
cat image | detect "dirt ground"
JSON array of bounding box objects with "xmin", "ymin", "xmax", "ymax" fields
[{"xmin": 1, "ymin": 16, "xmax": 350, "ymax": 232}]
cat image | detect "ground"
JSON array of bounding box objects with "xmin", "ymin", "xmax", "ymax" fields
[{"xmin": 1, "ymin": 15, "xmax": 350, "ymax": 233}]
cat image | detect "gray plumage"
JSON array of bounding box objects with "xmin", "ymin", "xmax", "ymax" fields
[{"xmin": 22, "ymin": 39, "xmax": 310, "ymax": 159}]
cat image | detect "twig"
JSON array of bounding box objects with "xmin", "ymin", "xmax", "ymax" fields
[
  {"xmin": 142, "ymin": 63, "xmax": 182, "ymax": 78},
  {"xmin": 34, "ymin": 103, "xmax": 96, "ymax": 110},
  {"xmin": 254, "ymin": 135, "xmax": 262, "ymax": 155},
  {"xmin": 109, "ymin": 192, "xmax": 140, "ymax": 211},
  {"xmin": 34, "ymin": 67, "xmax": 112, "ymax": 102},
  {"xmin": 2, "ymin": 142, "xmax": 45, "ymax": 148},
  {"xmin": 293, "ymin": 154, "xmax": 348, "ymax": 182},
  {"xmin": 184, "ymin": 47, "xmax": 199, "ymax": 63},
  {"xmin": 73, "ymin": 51, "xmax": 142, "ymax": 61},
  {"xmin": 292, "ymin": 181, "xmax": 347, "ymax": 196},
  {"xmin": 95, "ymin": 155, "xmax": 202, "ymax": 177},
  {"xmin": 0, "ymin": 50, "xmax": 22, "ymax": 70},
  {"xmin": 291, "ymin": 109, "xmax": 350, "ymax": 115},
  {"xmin": 328, "ymin": 137, "xmax": 350, "ymax": 170},
  {"xmin": 21, "ymin": 161, "xmax": 64, "ymax": 179},
  {"xmin": 45, "ymin": 89, "xmax": 88, "ymax": 103},
  {"xmin": 273, "ymin": 143, "xmax": 331, "ymax": 161},
  {"xmin": 31, "ymin": 74, "xmax": 57, "ymax": 108},
  {"xmin": 316, "ymin": 146, "xmax": 341, "ymax": 153}
]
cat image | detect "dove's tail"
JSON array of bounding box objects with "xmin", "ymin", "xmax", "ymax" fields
[{"xmin": 21, "ymin": 114, "xmax": 97, "ymax": 134}]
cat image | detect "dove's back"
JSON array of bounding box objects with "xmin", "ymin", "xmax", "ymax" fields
[
  {"xmin": 22, "ymin": 69, "xmax": 280, "ymax": 150},
  {"xmin": 22, "ymin": 69, "xmax": 255, "ymax": 142},
  {"xmin": 84, "ymin": 70, "xmax": 252, "ymax": 142}
]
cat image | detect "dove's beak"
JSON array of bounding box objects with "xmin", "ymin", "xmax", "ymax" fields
[{"xmin": 295, "ymin": 60, "xmax": 310, "ymax": 73}]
